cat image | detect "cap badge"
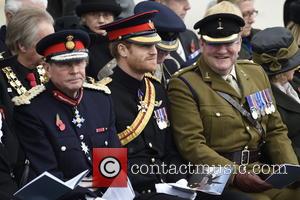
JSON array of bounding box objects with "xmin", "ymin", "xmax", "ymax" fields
[
  {"xmin": 217, "ymin": 18, "xmax": 223, "ymax": 30},
  {"xmin": 65, "ymin": 35, "xmax": 76, "ymax": 51}
]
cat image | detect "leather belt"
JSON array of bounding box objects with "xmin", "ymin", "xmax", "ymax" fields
[{"xmin": 220, "ymin": 148, "xmax": 261, "ymax": 165}]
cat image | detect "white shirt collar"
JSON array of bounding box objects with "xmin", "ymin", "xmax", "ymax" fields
[{"xmin": 222, "ymin": 65, "xmax": 237, "ymax": 80}]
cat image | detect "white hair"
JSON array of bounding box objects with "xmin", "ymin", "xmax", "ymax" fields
[{"xmin": 5, "ymin": 0, "xmax": 48, "ymax": 14}]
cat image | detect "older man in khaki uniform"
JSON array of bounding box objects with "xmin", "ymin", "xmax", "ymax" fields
[{"xmin": 168, "ymin": 1, "xmax": 300, "ymax": 200}]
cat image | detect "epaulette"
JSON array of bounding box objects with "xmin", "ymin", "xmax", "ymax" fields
[
  {"xmin": 173, "ymin": 63, "xmax": 198, "ymax": 78},
  {"xmin": 144, "ymin": 72, "xmax": 161, "ymax": 83},
  {"xmin": 12, "ymin": 85, "xmax": 46, "ymax": 106},
  {"xmin": 236, "ymin": 59, "xmax": 259, "ymax": 66},
  {"xmin": 83, "ymin": 80, "xmax": 111, "ymax": 94},
  {"xmin": 86, "ymin": 76, "xmax": 96, "ymax": 84}
]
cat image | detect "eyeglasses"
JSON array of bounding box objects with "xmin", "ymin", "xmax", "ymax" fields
[
  {"xmin": 88, "ymin": 11, "xmax": 114, "ymax": 19},
  {"xmin": 242, "ymin": 10, "xmax": 258, "ymax": 19}
]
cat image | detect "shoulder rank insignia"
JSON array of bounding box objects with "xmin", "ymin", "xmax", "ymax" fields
[
  {"xmin": 236, "ymin": 59, "xmax": 257, "ymax": 65},
  {"xmin": 97, "ymin": 58, "xmax": 117, "ymax": 80},
  {"xmin": 83, "ymin": 81, "xmax": 111, "ymax": 94},
  {"xmin": 12, "ymin": 85, "xmax": 46, "ymax": 106},
  {"xmin": 145, "ymin": 72, "xmax": 161, "ymax": 83}
]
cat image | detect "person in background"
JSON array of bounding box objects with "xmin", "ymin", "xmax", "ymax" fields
[
  {"xmin": 0, "ymin": 8, "xmax": 54, "ymax": 122},
  {"xmin": 252, "ymin": 27, "xmax": 300, "ymax": 159},
  {"xmin": 75, "ymin": 0, "xmax": 122, "ymax": 80},
  {"xmin": 116, "ymin": 0, "xmax": 135, "ymax": 18},
  {"xmin": 168, "ymin": 2, "xmax": 300, "ymax": 199},
  {"xmin": 218, "ymin": 0, "xmax": 260, "ymax": 60},
  {"xmin": 133, "ymin": 1, "xmax": 186, "ymax": 88},
  {"xmin": 151, "ymin": 0, "xmax": 201, "ymax": 68},
  {"xmin": 47, "ymin": 0, "xmax": 81, "ymax": 19},
  {"xmin": 283, "ymin": 0, "xmax": 300, "ymax": 78},
  {"xmin": 13, "ymin": 30, "xmax": 120, "ymax": 200},
  {"xmin": 0, "ymin": 0, "xmax": 48, "ymax": 60}
]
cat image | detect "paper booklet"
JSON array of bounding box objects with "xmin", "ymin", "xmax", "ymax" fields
[
  {"xmin": 169, "ymin": 166, "xmax": 233, "ymax": 196},
  {"xmin": 14, "ymin": 169, "xmax": 89, "ymax": 200},
  {"xmin": 264, "ymin": 164, "xmax": 300, "ymax": 189}
]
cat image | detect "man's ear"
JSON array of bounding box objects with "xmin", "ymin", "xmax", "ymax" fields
[
  {"xmin": 5, "ymin": 11, "xmax": 14, "ymax": 24},
  {"xmin": 18, "ymin": 43, "xmax": 27, "ymax": 53},
  {"xmin": 199, "ymin": 37, "xmax": 205, "ymax": 49},
  {"xmin": 117, "ymin": 43, "xmax": 128, "ymax": 58},
  {"xmin": 43, "ymin": 62, "xmax": 51, "ymax": 78}
]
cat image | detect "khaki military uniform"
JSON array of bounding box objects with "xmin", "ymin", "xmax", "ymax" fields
[{"xmin": 168, "ymin": 56, "xmax": 300, "ymax": 200}]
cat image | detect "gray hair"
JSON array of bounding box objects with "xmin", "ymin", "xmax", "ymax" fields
[
  {"xmin": 5, "ymin": 0, "xmax": 48, "ymax": 14},
  {"xmin": 5, "ymin": 7, "xmax": 53, "ymax": 54}
]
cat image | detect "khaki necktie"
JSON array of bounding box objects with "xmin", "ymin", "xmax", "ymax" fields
[{"xmin": 226, "ymin": 74, "xmax": 241, "ymax": 95}]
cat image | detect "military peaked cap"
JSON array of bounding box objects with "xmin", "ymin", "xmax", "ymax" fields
[
  {"xmin": 194, "ymin": 1, "xmax": 244, "ymax": 44},
  {"xmin": 100, "ymin": 10, "xmax": 161, "ymax": 45},
  {"xmin": 36, "ymin": 30, "xmax": 90, "ymax": 63},
  {"xmin": 134, "ymin": 1, "xmax": 186, "ymax": 51}
]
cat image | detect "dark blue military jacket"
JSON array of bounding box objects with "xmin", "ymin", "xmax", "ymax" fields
[
  {"xmin": 0, "ymin": 105, "xmax": 25, "ymax": 200},
  {"xmin": 14, "ymin": 81, "xmax": 120, "ymax": 181},
  {"xmin": 109, "ymin": 67, "xmax": 186, "ymax": 193}
]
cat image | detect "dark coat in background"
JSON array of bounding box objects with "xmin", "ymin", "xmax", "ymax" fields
[
  {"xmin": 0, "ymin": 104, "xmax": 25, "ymax": 200},
  {"xmin": 81, "ymin": 26, "xmax": 113, "ymax": 80},
  {"xmin": 0, "ymin": 25, "xmax": 12, "ymax": 60},
  {"xmin": 170, "ymin": 29, "xmax": 200, "ymax": 68},
  {"xmin": 239, "ymin": 28, "xmax": 260, "ymax": 60},
  {"xmin": 47, "ymin": 0, "xmax": 81, "ymax": 19},
  {"xmin": 273, "ymin": 77, "xmax": 300, "ymax": 157}
]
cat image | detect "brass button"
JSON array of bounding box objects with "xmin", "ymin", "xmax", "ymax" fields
[
  {"xmin": 215, "ymin": 112, "xmax": 221, "ymax": 117},
  {"xmin": 151, "ymin": 158, "xmax": 155, "ymax": 163},
  {"xmin": 105, "ymin": 141, "xmax": 108, "ymax": 146},
  {"xmin": 149, "ymin": 142, "xmax": 153, "ymax": 148},
  {"xmin": 61, "ymin": 146, "xmax": 66, "ymax": 151},
  {"xmin": 246, "ymin": 126, "xmax": 250, "ymax": 131},
  {"xmin": 80, "ymin": 135, "xmax": 84, "ymax": 140}
]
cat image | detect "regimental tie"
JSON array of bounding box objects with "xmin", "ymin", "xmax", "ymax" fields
[
  {"xmin": 226, "ymin": 74, "xmax": 241, "ymax": 96},
  {"xmin": 26, "ymin": 72, "xmax": 37, "ymax": 88}
]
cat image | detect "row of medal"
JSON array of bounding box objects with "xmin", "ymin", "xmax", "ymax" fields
[
  {"xmin": 246, "ymin": 88, "xmax": 276, "ymax": 120},
  {"xmin": 154, "ymin": 107, "xmax": 170, "ymax": 130}
]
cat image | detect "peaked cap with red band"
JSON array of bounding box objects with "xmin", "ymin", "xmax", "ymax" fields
[
  {"xmin": 36, "ymin": 30, "xmax": 90, "ymax": 62},
  {"xmin": 100, "ymin": 10, "xmax": 161, "ymax": 44}
]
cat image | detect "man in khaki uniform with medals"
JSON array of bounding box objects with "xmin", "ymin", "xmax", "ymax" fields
[{"xmin": 168, "ymin": 1, "xmax": 300, "ymax": 199}]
